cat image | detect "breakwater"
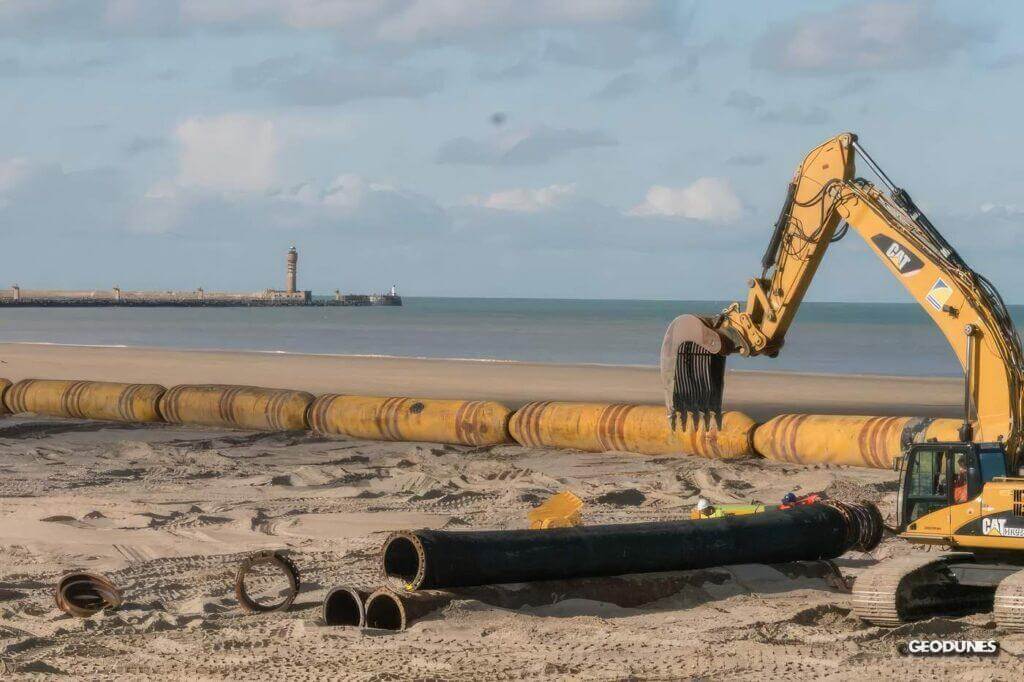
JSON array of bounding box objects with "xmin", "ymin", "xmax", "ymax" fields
[
  {"xmin": 0, "ymin": 288, "xmax": 401, "ymax": 307},
  {"xmin": 1, "ymin": 247, "xmax": 402, "ymax": 307}
]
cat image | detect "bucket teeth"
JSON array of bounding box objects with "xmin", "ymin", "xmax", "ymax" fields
[{"xmin": 670, "ymin": 341, "xmax": 725, "ymax": 431}]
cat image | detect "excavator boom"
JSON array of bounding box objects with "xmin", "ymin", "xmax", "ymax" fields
[{"xmin": 663, "ymin": 133, "xmax": 1024, "ymax": 460}]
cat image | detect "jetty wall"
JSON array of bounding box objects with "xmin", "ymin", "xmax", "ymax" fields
[{"xmin": 0, "ymin": 287, "xmax": 401, "ymax": 307}]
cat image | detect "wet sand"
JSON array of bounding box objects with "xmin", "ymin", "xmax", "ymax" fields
[{"xmin": 0, "ymin": 343, "xmax": 962, "ymax": 420}]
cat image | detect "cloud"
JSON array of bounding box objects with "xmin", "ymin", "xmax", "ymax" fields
[
  {"xmin": 629, "ymin": 178, "xmax": 743, "ymax": 223},
  {"xmin": 831, "ymin": 76, "xmax": 876, "ymax": 98},
  {"xmin": 591, "ymin": 72, "xmax": 646, "ymax": 100},
  {"xmin": 724, "ymin": 153, "xmax": 766, "ymax": 167},
  {"xmin": 124, "ymin": 136, "xmax": 168, "ymax": 156},
  {"xmin": 436, "ymin": 126, "xmax": 616, "ymax": 166},
  {"xmin": 754, "ymin": 1, "xmax": 987, "ymax": 74},
  {"xmin": 980, "ymin": 203, "xmax": 1024, "ymax": 218},
  {"xmin": 233, "ymin": 57, "xmax": 443, "ymax": 105},
  {"xmin": 665, "ymin": 54, "xmax": 699, "ymax": 81},
  {"xmin": 758, "ymin": 104, "xmax": 830, "ymax": 125},
  {"xmin": 988, "ymin": 53, "xmax": 1024, "ymax": 70},
  {"xmin": 725, "ymin": 89, "xmax": 831, "ymax": 125},
  {"xmin": 0, "ymin": 57, "xmax": 23, "ymax": 77},
  {"xmin": 355, "ymin": 1, "xmax": 665, "ymax": 45},
  {"xmin": 476, "ymin": 59, "xmax": 539, "ymax": 82},
  {"xmin": 0, "ymin": 53, "xmax": 119, "ymax": 78},
  {"xmin": 724, "ymin": 89, "xmax": 764, "ymax": 113},
  {"xmin": 928, "ymin": 204, "xmax": 1024, "ymax": 255},
  {"xmin": 0, "ymin": 158, "xmax": 129, "ymax": 234},
  {"xmin": 132, "ymin": 172, "xmax": 447, "ymax": 238},
  {"xmin": 451, "ymin": 194, "xmax": 753, "ymax": 260},
  {"xmin": 542, "ymin": 36, "xmax": 645, "ymax": 70},
  {"xmin": 0, "ymin": 151, "xmax": 761, "ymax": 298},
  {"xmin": 0, "ymin": 0, "xmax": 665, "ymax": 44},
  {"xmin": 464, "ymin": 184, "xmax": 577, "ymax": 213},
  {"xmin": 0, "ymin": 0, "xmax": 183, "ymax": 39},
  {"xmin": 175, "ymin": 114, "xmax": 279, "ymax": 193},
  {"xmin": 66, "ymin": 123, "xmax": 110, "ymax": 135}
]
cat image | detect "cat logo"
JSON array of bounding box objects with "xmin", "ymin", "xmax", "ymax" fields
[
  {"xmin": 870, "ymin": 235, "xmax": 923, "ymax": 276},
  {"xmin": 926, "ymin": 278, "xmax": 954, "ymax": 312},
  {"xmin": 983, "ymin": 517, "xmax": 1024, "ymax": 537},
  {"xmin": 983, "ymin": 517, "xmax": 1006, "ymax": 535}
]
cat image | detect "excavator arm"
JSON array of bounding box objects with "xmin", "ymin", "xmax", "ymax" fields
[{"xmin": 663, "ymin": 133, "xmax": 1024, "ymax": 457}]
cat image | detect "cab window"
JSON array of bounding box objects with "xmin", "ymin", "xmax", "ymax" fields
[
  {"xmin": 979, "ymin": 448, "xmax": 1008, "ymax": 484},
  {"xmin": 905, "ymin": 449, "xmax": 949, "ymax": 522}
]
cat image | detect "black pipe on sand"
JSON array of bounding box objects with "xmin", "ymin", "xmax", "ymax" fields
[{"xmin": 381, "ymin": 501, "xmax": 882, "ymax": 591}]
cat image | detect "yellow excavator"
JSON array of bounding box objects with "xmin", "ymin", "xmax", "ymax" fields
[{"xmin": 661, "ymin": 132, "xmax": 1024, "ymax": 629}]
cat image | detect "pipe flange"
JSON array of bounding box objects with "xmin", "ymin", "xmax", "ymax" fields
[
  {"xmin": 381, "ymin": 531, "xmax": 427, "ymax": 591},
  {"xmin": 322, "ymin": 586, "xmax": 366, "ymax": 627},
  {"xmin": 234, "ymin": 550, "xmax": 300, "ymax": 613},
  {"xmin": 364, "ymin": 588, "xmax": 409, "ymax": 630}
]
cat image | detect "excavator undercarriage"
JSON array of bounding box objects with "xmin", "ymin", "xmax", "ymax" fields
[
  {"xmin": 852, "ymin": 553, "xmax": 1024, "ymax": 631},
  {"xmin": 853, "ymin": 554, "xmax": 1003, "ymax": 627}
]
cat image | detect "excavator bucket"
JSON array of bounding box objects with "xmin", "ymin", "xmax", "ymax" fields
[{"xmin": 660, "ymin": 314, "xmax": 726, "ymax": 430}]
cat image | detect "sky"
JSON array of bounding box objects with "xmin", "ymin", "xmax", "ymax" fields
[{"xmin": 1, "ymin": 0, "xmax": 1023, "ymax": 301}]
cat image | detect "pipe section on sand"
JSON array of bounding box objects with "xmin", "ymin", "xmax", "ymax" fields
[
  {"xmin": 509, "ymin": 401, "xmax": 756, "ymax": 459},
  {"xmin": 322, "ymin": 586, "xmax": 368, "ymax": 626},
  {"xmin": 160, "ymin": 385, "xmax": 314, "ymax": 431},
  {"xmin": 752, "ymin": 414, "xmax": 963, "ymax": 468},
  {"xmin": 0, "ymin": 378, "xmax": 10, "ymax": 415},
  {"xmin": 5, "ymin": 379, "xmax": 165, "ymax": 423},
  {"xmin": 308, "ymin": 394, "xmax": 512, "ymax": 446},
  {"xmin": 363, "ymin": 588, "xmax": 453, "ymax": 631},
  {"xmin": 234, "ymin": 550, "xmax": 301, "ymax": 613},
  {"xmin": 55, "ymin": 572, "xmax": 123, "ymax": 617},
  {"xmin": 381, "ymin": 501, "xmax": 881, "ymax": 591}
]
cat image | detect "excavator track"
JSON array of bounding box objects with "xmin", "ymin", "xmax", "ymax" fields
[
  {"xmin": 852, "ymin": 553, "xmax": 986, "ymax": 626},
  {"xmin": 994, "ymin": 569, "xmax": 1024, "ymax": 631}
]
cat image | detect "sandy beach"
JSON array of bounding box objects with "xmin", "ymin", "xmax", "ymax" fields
[
  {"xmin": 1, "ymin": 414, "xmax": 1019, "ymax": 679},
  {"xmin": 0, "ymin": 342, "xmax": 963, "ymax": 419},
  {"xmin": 0, "ymin": 344, "xmax": 1013, "ymax": 678}
]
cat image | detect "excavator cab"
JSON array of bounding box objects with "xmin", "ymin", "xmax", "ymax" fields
[
  {"xmin": 896, "ymin": 441, "xmax": 1009, "ymax": 534},
  {"xmin": 853, "ymin": 441, "xmax": 1024, "ymax": 629}
]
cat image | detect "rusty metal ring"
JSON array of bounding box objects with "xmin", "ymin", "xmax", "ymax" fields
[
  {"xmin": 55, "ymin": 572, "xmax": 123, "ymax": 618},
  {"xmin": 234, "ymin": 550, "xmax": 300, "ymax": 614}
]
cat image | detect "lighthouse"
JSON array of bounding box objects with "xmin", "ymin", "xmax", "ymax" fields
[{"xmin": 286, "ymin": 246, "xmax": 298, "ymax": 293}]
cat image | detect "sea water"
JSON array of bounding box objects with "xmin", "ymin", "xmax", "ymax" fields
[{"xmin": 0, "ymin": 297, "xmax": 1009, "ymax": 377}]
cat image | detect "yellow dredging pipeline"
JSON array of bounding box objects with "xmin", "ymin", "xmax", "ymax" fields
[
  {"xmin": 4, "ymin": 379, "xmax": 165, "ymax": 423},
  {"xmin": 159, "ymin": 385, "xmax": 314, "ymax": 431},
  {"xmin": 752, "ymin": 414, "xmax": 964, "ymax": 468},
  {"xmin": 0, "ymin": 378, "xmax": 11, "ymax": 415},
  {"xmin": 0, "ymin": 372, "xmax": 976, "ymax": 473},
  {"xmin": 509, "ymin": 401, "xmax": 757, "ymax": 459},
  {"xmin": 308, "ymin": 394, "xmax": 512, "ymax": 446}
]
